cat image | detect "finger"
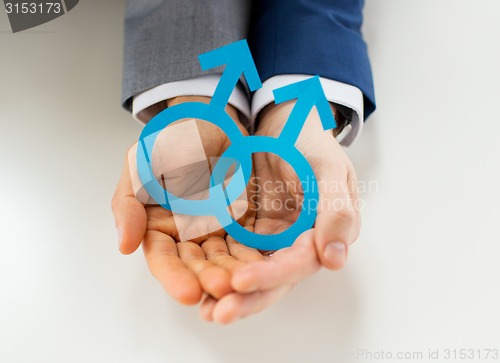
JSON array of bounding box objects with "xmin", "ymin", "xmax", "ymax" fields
[
  {"xmin": 177, "ymin": 240, "xmax": 233, "ymax": 299},
  {"xmin": 143, "ymin": 230, "xmax": 202, "ymax": 305},
  {"xmin": 226, "ymin": 233, "xmax": 265, "ymax": 263},
  {"xmin": 313, "ymin": 163, "xmax": 360, "ymax": 270},
  {"xmin": 212, "ymin": 285, "xmax": 293, "ymax": 324},
  {"xmin": 202, "ymin": 236, "xmax": 247, "ymax": 273},
  {"xmin": 231, "ymin": 229, "xmax": 320, "ymax": 293},
  {"xmin": 111, "ymin": 152, "xmax": 147, "ymax": 254},
  {"xmin": 199, "ymin": 295, "xmax": 217, "ymax": 322}
]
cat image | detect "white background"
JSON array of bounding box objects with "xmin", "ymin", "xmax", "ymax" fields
[{"xmin": 1, "ymin": 1, "xmax": 499, "ymax": 362}]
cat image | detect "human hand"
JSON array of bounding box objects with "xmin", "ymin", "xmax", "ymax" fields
[
  {"xmin": 111, "ymin": 96, "xmax": 264, "ymax": 305},
  {"xmin": 200, "ymin": 101, "xmax": 361, "ymax": 323}
]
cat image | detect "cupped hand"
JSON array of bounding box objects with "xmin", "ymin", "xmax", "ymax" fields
[
  {"xmin": 200, "ymin": 101, "xmax": 361, "ymax": 323},
  {"xmin": 111, "ymin": 96, "xmax": 264, "ymax": 305}
]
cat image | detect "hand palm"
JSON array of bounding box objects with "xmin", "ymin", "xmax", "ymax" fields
[
  {"xmin": 142, "ymin": 114, "xmax": 267, "ymax": 302},
  {"xmin": 113, "ymin": 98, "xmax": 360, "ymax": 324},
  {"xmin": 199, "ymin": 103, "xmax": 361, "ymax": 323}
]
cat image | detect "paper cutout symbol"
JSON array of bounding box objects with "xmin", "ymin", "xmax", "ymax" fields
[{"xmin": 136, "ymin": 40, "xmax": 336, "ymax": 250}]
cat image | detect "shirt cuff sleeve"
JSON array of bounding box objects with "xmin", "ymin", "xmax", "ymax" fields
[
  {"xmin": 251, "ymin": 75, "xmax": 364, "ymax": 146},
  {"xmin": 132, "ymin": 74, "xmax": 251, "ymax": 126}
]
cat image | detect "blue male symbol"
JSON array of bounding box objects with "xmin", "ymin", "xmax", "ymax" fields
[{"xmin": 136, "ymin": 40, "xmax": 336, "ymax": 250}]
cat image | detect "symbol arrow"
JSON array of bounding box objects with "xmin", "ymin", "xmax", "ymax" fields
[
  {"xmin": 198, "ymin": 39, "xmax": 262, "ymax": 109},
  {"xmin": 273, "ymin": 76, "xmax": 337, "ymax": 143}
]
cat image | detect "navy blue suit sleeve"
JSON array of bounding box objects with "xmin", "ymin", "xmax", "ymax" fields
[{"xmin": 248, "ymin": 0, "xmax": 376, "ymax": 119}]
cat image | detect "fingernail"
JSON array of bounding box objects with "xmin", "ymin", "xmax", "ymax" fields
[
  {"xmin": 117, "ymin": 228, "xmax": 123, "ymax": 250},
  {"xmin": 324, "ymin": 241, "xmax": 346, "ymax": 267}
]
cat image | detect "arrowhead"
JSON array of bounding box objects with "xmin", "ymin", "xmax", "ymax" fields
[
  {"xmin": 273, "ymin": 76, "xmax": 337, "ymax": 140},
  {"xmin": 198, "ymin": 39, "xmax": 262, "ymax": 92}
]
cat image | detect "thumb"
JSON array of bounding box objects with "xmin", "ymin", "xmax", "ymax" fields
[
  {"xmin": 312, "ymin": 166, "xmax": 360, "ymax": 270},
  {"xmin": 111, "ymin": 149, "xmax": 147, "ymax": 255}
]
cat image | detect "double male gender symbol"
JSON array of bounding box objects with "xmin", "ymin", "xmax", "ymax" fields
[{"xmin": 136, "ymin": 40, "xmax": 336, "ymax": 250}]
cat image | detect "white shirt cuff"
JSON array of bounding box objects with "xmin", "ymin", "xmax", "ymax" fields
[
  {"xmin": 132, "ymin": 74, "xmax": 251, "ymax": 125},
  {"xmin": 132, "ymin": 74, "xmax": 364, "ymax": 146},
  {"xmin": 251, "ymin": 75, "xmax": 364, "ymax": 146}
]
